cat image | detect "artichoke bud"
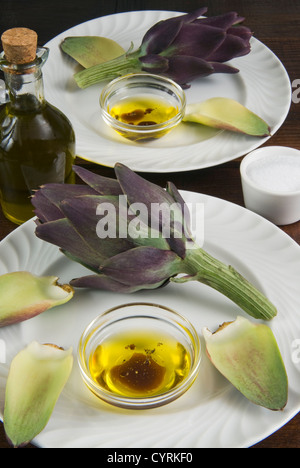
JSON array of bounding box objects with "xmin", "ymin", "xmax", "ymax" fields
[
  {"xmin": 202, "ymin": 316, "xmax": 288, "ymax": 411},
  {"xmin": 68, "ymin": 8, "xmax": 252, "ymax": 89},
  {"xmin": 3, "ymin": 341, "xmax": 73, "ymax": 447},
  {"xmin": 32, "ymin": 164, "xmax": 278, "ymax": 321},
  {"xmin": 0, "ymin": 272, "xmax": 74, "ymax": 327}
]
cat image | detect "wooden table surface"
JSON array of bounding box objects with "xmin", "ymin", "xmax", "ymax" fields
[{"xmin": 0, "ymin": 0, "xmax": 299, "ymax": 449}]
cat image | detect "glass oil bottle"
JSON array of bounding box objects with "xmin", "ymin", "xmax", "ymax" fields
[{"xmin": 0, "ymin": 28, "xmax": 76, "ymax": 225}]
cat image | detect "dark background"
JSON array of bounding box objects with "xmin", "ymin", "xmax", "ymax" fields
[
  {"xmin": 0, "ymin": 0, "xmax": 300, "ymax": 449},
  {"xmin": 1, "ymin": 0, "xmax": 300, "ymax": 64}
]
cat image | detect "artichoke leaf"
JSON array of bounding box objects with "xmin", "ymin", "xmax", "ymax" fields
[
  {"xmin": 203, "ymin": 316, "xmax": 288, "ymax": 410},
  {"xmin": 72, "ymin": 165, "xmax": 123, "ymax": 196},
  {"xmin": 183, "ymin": 98, "xmax": 271, "ymax": 137},
  {"xmin": 70, "ymin": 273, "xmax": 147, "ymax": 292},
  {"xmin": 100, "ymin": 246, "xmax": 182, "ymax": 287},
  {"xmin": 60, "ymin": 36, "xmax": 125, "ymax": 68},
  {"xmin": 115, "ymin": 163, "xmax": 187, "ymax": 257},
  {"xmin": 4, "ymin": 342, "xmax": 73, "ymax": 447},
  {"xmin": 0, "ymin": 272, "xmax": 74, "ymax": 327}
]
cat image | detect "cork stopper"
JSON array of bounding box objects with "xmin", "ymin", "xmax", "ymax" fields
[{"xmin": 1, "ymin": 28, "xmax": 38, "ymax": 64}]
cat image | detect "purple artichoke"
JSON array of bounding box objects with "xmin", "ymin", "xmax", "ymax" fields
[
  {"xmin": 32, "ymin": 163, "xmax": 276, "ymax": 321},
  {"xmin": 73, "ymin": 8, "xmax": 252, "ymax": 88},
  {"xmin": 138, "ymin": 8, "xmax": 252, "ymax": 87}
]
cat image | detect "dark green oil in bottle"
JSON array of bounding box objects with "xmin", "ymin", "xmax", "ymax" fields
[
  {"xmin": 0, "ymin": 98, "xmax": 75, "ymax": 224},
  {"xmin": 0, "ymin": 29, "xmax": 76, "ymax": 225}
]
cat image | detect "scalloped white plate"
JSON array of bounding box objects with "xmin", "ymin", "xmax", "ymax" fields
[
  {"xmin": 0, "ymin": 192, "xmax": 300, "ymax": 448},
  {"xmin": 42, "ymin": 10, "xmax": 291, "ymax": 173}
]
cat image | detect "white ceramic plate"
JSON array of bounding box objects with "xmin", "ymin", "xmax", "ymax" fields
[
  {"xmin": 1, "ymin": 192, "xmax": 300, "ymax": 448},
  {"xmin": 43, "ymin": 10, "xmax": 291, "ymax": 173}
]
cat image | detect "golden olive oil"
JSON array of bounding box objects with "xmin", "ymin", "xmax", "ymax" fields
[
  {"xmin": 89, "ymin": 330, "xmax": 191, "ymax": 398},
  {"xmin": 0, "ymin": 101, "xmax": 75, "ymax": 224},
  {"xmin": 109, "ymin": 95, "xmax": 178, "ymax": 141}
]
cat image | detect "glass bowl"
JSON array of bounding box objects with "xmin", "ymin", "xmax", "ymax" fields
[
  {"xmin": 78, "ymin": 302, "xmax": 201, "ymax": 409},
  {"xmin": 99, "ymin": 73, "xmax": 186, "ymax": 142}
]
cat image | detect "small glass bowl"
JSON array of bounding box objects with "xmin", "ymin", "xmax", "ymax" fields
[
  {"xmin": 100, "ymin": 73, "xmax": 186, "ymax": 142},
  {"xmin": 78, "ymin": 303, "xmax": 201, "ymax": 410}
]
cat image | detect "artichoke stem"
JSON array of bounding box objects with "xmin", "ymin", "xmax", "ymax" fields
[
  {"xmin": 74, "ymin": 50, "xmax": 142, "ymax": 88},
  {"xmin": 181, "ymin": 248, "xmax": 277, "ymax": 321}
]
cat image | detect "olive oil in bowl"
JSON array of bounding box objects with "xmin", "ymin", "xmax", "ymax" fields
[
  {"xmin": 89, "ymin": 330, "xmax": 191, "ymax": 399},
  {"xmin": 78, "ymin": 303, "xmax": 201, "ymax": 409},
  {"xmin": 108, "ymin": 95, "xmax": 179, "ymax": 141},
  {"xmin": 100, "ymin": 74, "xmax": 186, "ymax": 143}
]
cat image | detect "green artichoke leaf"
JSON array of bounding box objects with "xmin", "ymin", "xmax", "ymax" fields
[
  {"xmin": 0, "ymin": 272, "xmax": 74, "ymax": 327},
  {"xmin": 4, "ymin": 342, "xmax": 73, "ymax": 447},
  {"xmin": 203, "ymin": 316, "xmax": 288, "ymax": 410},
  {"xmin": 60, "ymin": 36, "xmax": 125, "ymax": 68},
  {"xmin": 183, "ymin": 98, "xmax": 271, "ymax": 137}
]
